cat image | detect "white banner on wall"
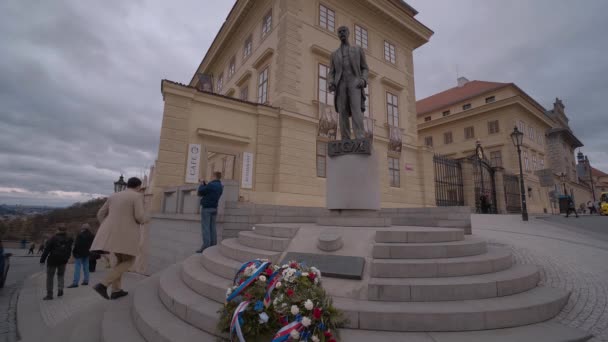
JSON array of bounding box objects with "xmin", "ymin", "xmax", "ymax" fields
[
  {"xmin": 241, "ymin": 152, "xmax": 254, "ymax": 189},
  {"xmin": 185, "ymin": 144, "xmax": 201, "ymax": 183}
]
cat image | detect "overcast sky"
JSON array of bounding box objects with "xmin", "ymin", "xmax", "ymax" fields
[{"xmin": 1, "ymin": 0, "xmax": 606, "ymax": 206}]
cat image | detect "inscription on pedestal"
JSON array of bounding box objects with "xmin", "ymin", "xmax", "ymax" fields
[
  {"xmin": 328, "ymin": 138, "xmax": 372, "ymax": 157},
  {"xmin": 281, "ymin": 252, "xmax": 365, "ymax": 280}
]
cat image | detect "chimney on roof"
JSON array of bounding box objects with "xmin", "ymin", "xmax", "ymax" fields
[{"xmin": 457, "ymin": 77, "xmax": 469, "ymax": 88}]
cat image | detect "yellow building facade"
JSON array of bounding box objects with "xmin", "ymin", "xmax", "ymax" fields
[{"xmin": 150, "ymin": 0, "xmax": 435, "ymax": 211}]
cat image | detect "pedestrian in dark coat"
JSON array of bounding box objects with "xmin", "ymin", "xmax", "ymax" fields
[
  {"xmin": 67, "ymin": 224, "xmax": 95, "ymax": 288},
  {"xmin": 40, "ymin": 224, "xmax": 73, "ymax": 300}
]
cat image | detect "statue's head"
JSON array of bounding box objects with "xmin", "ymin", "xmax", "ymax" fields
[{"xmin": 338, "ymin": 26, "xmax": 349, "ymax": 43}]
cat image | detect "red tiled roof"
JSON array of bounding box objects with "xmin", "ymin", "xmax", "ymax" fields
[
  {"xmin": 416, "ymin": 80, "xmax": 511, "ymax": 116},
  {"xmin": 592, "ymin": 167, "xmax": 608, "ymax": 177}
]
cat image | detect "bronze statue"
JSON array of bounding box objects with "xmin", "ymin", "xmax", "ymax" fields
[{"xmin": 328, "ymin": 26, "xmax": 369, "ymax": 141}]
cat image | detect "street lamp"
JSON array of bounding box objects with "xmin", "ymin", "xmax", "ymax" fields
[
  {"xmin": 559, "ymin": 172, "xmax": 568, "ymax": 196},
  {"xmin": 114, "ymin": 175, "xmax": 127, "ymax": 193},
  {"xmin": 510, "ymin": 126, "xmax": 528, "ymax": 221}
]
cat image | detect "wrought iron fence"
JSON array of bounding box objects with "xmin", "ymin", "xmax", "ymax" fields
[
  {"xmin": 504, "ymin": 174, "xmax": 522, "ymax": 213},
  {"xmin": 433, "ymin": 154, "xmax": 464, "ymax": 206}
]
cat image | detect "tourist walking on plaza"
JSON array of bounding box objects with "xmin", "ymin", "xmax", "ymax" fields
[
  {"xmin": 37, "ymin": 242, "xmax": 44, "ymax": 254},
  {"xmin": 196, "ymin": 172, "xmax": 223, "ymax": 253},
  {"xmin": 40, "ymin": 224, "xmax": 73, "ymax": 300},
  {"xmin": 28, "ymin": 243, "xmax": 35, "ymax": 255},
  {"xmin": 67, "ymin": 224, "xmax": 95, "ymax": 288},
  {"xmin": 91, "ymin": 177, "xmax": 147, "ymax": 300},
  {"xmin": 565, "ymin": 197, "xmax": 579, "ymax": 218}
]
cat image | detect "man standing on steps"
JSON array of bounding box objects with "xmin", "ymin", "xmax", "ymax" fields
[
  {"xmin": 40, "ymin": 224, "xmax": 73, "ymax": 300},
  {"xmin": 67, "ymin": 223, "xmax": 95, "ymax": 288},
  {"xmin": 196, "ymin": 171, "xmax": 223, "ymax": 253},
  {"xmin": 91, "ymin": 177, "xmax": 148, "ymax": 300}
]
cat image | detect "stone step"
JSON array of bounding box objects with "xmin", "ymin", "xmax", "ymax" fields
[
  {"xmin": 251, "ymin": 224, "xmax": 300, "ymax": 238},
  {"xmin": 182, "ymin": 254, "xmax": 232, "ymax": 303},
  {"xmin": 238, "ymin": 230, "xmax": 291, "ymax": 251},
  {"xmin": 375, "ymin": 227, "xmax": 465, "ymax": 243},
  {"xmin": 339, "ymin": 321, "xmax": 592, "ymax": 341},
  {"xmin": 102, "ymin": 296, "xmax": 145, "ymax": 342},
  {"xmin": 159, "ymin": 263, "xmax": 226, "ymax": 337},
  {"xmin": 391, "ymin": 217, "xmax": 471, "ymax": 229},
  {"xmin": 131, "ymin": 274, "xmax": 217, "ymax": 342},
  {"xmin": 336, "ymin": 286, "xmax": 570, "ymax": 332},
  {"xmin": 371, "ymin": 246, "xmax": 513, "ymax": 278},
  {"xmin": 201, "ymin": 246, "xmax": 241, "ymax": 279},
  {"xmin": 373, "ymin": 237, "xmax": 487, "ymax": 259},
  {"xmin": 219, "ymin": 238, "xmax": 282, "ymax": 263},
  {"xmin": 368, "ymin": 264, "xmax": 539, "ymax": 301}
]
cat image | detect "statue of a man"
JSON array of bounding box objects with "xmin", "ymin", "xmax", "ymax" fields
[{"xmin": 328, "ymin": 26, "xmax": 369, "ymax": 141}]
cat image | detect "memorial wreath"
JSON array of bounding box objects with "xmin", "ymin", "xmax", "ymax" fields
[{"xmin": 217, "ymin": 259, "xmax": 346, "ymax": 341}]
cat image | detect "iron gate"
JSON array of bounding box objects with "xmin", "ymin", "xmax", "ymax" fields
[
  {"xmin": 433, "ymin": 154, "xmax": 464, "ymax": 206},
  {"xmin": 504, "ymin": 174, "xmax": 522, "ymax": 213},
  {"xmin": 471, "ymin": 156, "xmax": 497, "ymax": 214}
]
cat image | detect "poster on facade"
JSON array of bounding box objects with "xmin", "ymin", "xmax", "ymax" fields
[
  {"xmin": 185, "ymin": 144, "xmax": 201, "ymax": 184},
  {"xmin": 241, "ymin": 152, "xmax": 254, "ymax": 189},
  {"xmin": 535, "ymin": 169, "xmax": 554, "ymax": 187}
]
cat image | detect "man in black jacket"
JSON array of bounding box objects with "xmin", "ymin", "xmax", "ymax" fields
[
  {"xmin": 40, "ymin": 224, "xmax": 73, "ymax": 300},
  {"xmin": 67, "ymin": 224, "xmax": 94, "ymax": 288}
]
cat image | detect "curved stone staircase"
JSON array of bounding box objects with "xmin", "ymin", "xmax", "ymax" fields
[{"xmin": 100, "ymin": 224, "xmax": 591, "ymax": 341}]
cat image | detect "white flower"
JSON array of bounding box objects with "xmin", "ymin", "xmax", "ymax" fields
[
  {"xmin": 312, "ymin": 336, "xmax": 320, "ymax": 342},
  {"xmin": 302, "ymin": 272, "xmax": 309, "ymax": 277},
  {"xmin": 311, "ymin": 266, "xmax": 321, "ymax": 277},
  {"xmin": 282, "ymin": 303, "xmax": 287, "ymax": 307},
  {"xmin": 304, "ymin": 299, "xmax": 314, "ymax": 310},
  {"xmin": 226, "ymin": 287, "xmax": 233, "ymax": 297},
  {"xmin": 244, "ymin": 265, "xmax": 255, "ymax": 277},
  {"xmin": 290, "ymin": 305, "xmax": 300, "ymax": 315},
  {"xmin": 314, "ymin": 278, "xmax": 319, "ymax": 285},
  {"xmin": 259, "ymin": 275, "xmax": 267, "ymax": 282},
  {"xmin": 258, "ymin": 312, "xmax": 269, "ymax": 324},
  {"xmin": 276, "ymin": 281, "xmax": 282, "ymax": 288},
  {"xmin": 301, "ymin": 317, "xmax": 312, "ymax": 327},
  {"xmin": 290, "ymin": 330, "xmax": 300, "ymax": 340}
]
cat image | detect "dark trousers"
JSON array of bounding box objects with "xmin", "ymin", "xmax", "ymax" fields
[
  {"xmin": 565, "ymin": 208, "xmax": 578, "ymax": 217},
  {"xmin": 336, "ymin": 77, "xmax": 365, "ymax": 140},
  {"xmin": 46, "ymin": 264, "xmax": 66, "ymax": 295}
]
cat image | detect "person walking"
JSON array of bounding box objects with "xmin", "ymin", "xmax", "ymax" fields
[
  {"xmin": 588, "ymin": 200, "xmax": 597, "ymax": 215},
  {"xmin": 196, "ymin": 172, "xmax": 223, "ymax": 253},
  {"xmin": 67, "ymin": 224, "xmax": 95, "ymax": 288},
  {"xmin": 37, "ymin": 242, "xmax": 45, "ymax": 254},
  {"xmin": 565, "ymin": 197, "xmax": 579, "ymax": 218},
  {"xmin": 91, "ymin": 177, "xmax": 147, "ymax": 300},
  {"xmin": 40, "ymin": 224, "xmax": 73, "ymax": 300},
  {"xmin": 28, "ymin": 243, "xmax": 35, "ymax": 255}
]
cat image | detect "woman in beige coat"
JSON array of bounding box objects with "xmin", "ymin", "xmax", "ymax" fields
[{"xmin": 91, "ymin": 177, "xmax": 147, "ymax": 300}]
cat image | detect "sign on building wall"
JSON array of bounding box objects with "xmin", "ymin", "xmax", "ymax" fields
[
  {"xmin": 241, "ymin": 152, "xmax": 254, "ymax": 189},
  {"xmin": 185, "ymin": 144, "xmax": 201, "ymax": 184}
]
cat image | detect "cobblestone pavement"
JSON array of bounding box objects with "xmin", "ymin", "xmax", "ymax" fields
[
  {"xmin": 539, "ymin": 215, "xmax": 608, "ymax": 241},
  {"xmin": 473, "ymin": 214, "xmax": 608, "ymax": 342},
  {"xmin": 0, "ymin": 250, "xmax": 41, "ymax": 342}
]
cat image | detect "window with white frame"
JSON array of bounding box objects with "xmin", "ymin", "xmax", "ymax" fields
[
  {"xmin": 488, "ymin": 120, "xmax": 500, "ymax": 134},
  {"xmin": 537, "ymin": 131, "xmax": 543, "ymax": 145},
  {"xmin": 319, "ymin": 4, "xmax": 335, "ymax": 32},
  {"xmin": 490, "ymin": 151, "xmax": 502, "ymax": 167},
  {"xmin": 243, "ymin": 35, "xmax": 253, "ymax": 59},
  {"xmin": 540, "ymin": 158, "xmax": 545, "ymax": 169},
  {"xmin": 424, "ymin": 136, "xmax": 433, "ymax": 147},
  {"xmin": 354, "ymin": 25, "xmax": 368, "ymax": 49},
  {"xmin": 518, "ymin": 120, "xmax": 525, "ymax": 134},
  {"xmin": 524, "ymin": 151, "xmax": 529, "ymax": 171},
  {"xmin": 316, "ymin": 141, "xmax": 327, "ymax": 178},
  {"xmin": 384, "ymin": 41, "xmax": 396, "ymax": 64},
  {"xmin": 444, "ymin": 131, "xmax": 453, "ymax": 145},
  {"xmin": 318, "ymin": 64, "xmax": 333, "ymax": 105},
  {"xmin": 464, "ymin": 126, "xmax": 475, "ymax": 140},
  {"xmin": 240, "ymin": 86, "xmax": 248, "ymax": 101},
  {"xmin": 257, "ymin": 67, "xmax": 269, "ymax": 104},
  {"xmin": 217, "ymin": 73, "xmax": 224, "ymax": 93},
  {"xmin": 386, "ymin": 92, "xmax": 399, "ymax": 126},
  {"xmin": 532, "ymin": 155, "xmax": 537, "ymax": 170},
  {"xmin": 262, "ymin": 10, "xmax": 272, "ymax": 38},
  {"xmin": 388, "ymin": 157, "xmax": 400, "ymax": 187},
  {"xmin": 528, "ymin": 126, "xmax": 534, "ymax": 140},
  {"xmin": 228, "ymin": 56, "xmax": 236, "ymax": 79}
]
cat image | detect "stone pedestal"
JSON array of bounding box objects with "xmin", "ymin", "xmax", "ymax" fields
[{"xmin": 326, "ymin": 148, "xmax": 380, "ymax": 210}]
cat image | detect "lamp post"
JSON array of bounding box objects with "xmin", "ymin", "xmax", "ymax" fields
[
  {"xmin": 475, "ymin": 140, "xmax": 487, "ymax": 213},
  {"xmin": 510, "ymin": 127, "xmax": 528, "ymax": 221},
  {"xmin": 114, "ymin": 175, "xmax": 127, "ymax": 193},
  {"xmin": 559, "ymin": 172, "xmax": 568, "ymax": 196}
]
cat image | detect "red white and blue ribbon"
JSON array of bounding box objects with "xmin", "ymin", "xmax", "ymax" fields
[
  {"xmin": 230, "ymin": 300, "xmax": 250, "ymax": 342},
  {"xmin": 232, "ymin": 260, "xmax": 258, "ymax": 285},
  {"xmin": 271, "ymin": 319, "xmax": 303, "ymax": 342},
  {"xmin": 226, "ymin": 261, "xmax": 270, "ymax": 302},
  {"xmin": 263, "ymin": 269, "xmax": 284, "ymax": 308}
]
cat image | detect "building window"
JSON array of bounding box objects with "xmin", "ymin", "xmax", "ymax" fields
[
  {"xmin": 316, "ymin": 141, "xmax": 327, "ymax": 178},
  {"xmin": 240, "ymin": 86, "xmax": 248, "ymax": 101},
  {"xmin": 528, "ymin": 126, "xmax": 534, "ymax": 140},
  {"xmin": 386, "ymin": 92, "xmax": 399, "ymax": 126},
  {"xmin": 424, "ymin": 116, "xmax": 431, "ymax": 122},
  {"xmin": 490, "ymin": 151, "xmax": 502, "ymax": 167},
  {"xmin": 523, "ymin": 151, "xmax": 529, "ymax": 172},
  {"xmin": 518, "ymin": 120, "xmax": 525, "ymax": 134},
  {"xmin": 464, "ymin": 126, "xmax": 475, "ymax": 140},
  {"xmin": 424, "ymin": 136, "xmax": 433, "ymax": 147},
  {"xmin": 217, "ymin": 73, "xmax": 224, "ymax": 93},
  {"xmin": 462, "ymin": 103, "xmax": 472, "ymax": 110},
  {"xmin": 319, "ymin": 5, "xmax": 335, "ymax": 32},
  {"xmin": 488, "ymin": 120, "xmax": 500, "ymax": 134},
  {"xmin": 384, "ymin": 41, "xmax": 396, "ymax": 64},
  {"xmin": 388, "ymin": 157, "xmax": 400, "ymax": 187},
  {"xmin": 485, "ymin": 96, "xmax": 496, "ymax": 103},
  {"xmin": 532, "ymin": 155, "xmax": 537, "ymax": 171},
  {"xmin": 243, "ymin": 35, "xmax": 253, "ymax": 59},
  {"xmin": 257, "ymin": 67, "xmax": 269, "ymax": 104},
  {"xmin": 537, "ymin": 132, "xmax": 543, "ymax": 145},
  {"xmin": 318, "ymin": 64, "xmax": 333, "ymax": 105},
  {"xmin": 228, "ymin": 56, "xmax": 236, "ymax": 79},
  {"xmin": 354, "ymin": 25, "xmax": 368, "ymax": 49},
  {"xmin": 442, "ymin": 110, "xmax": 450, "ymax": 116},
  {"xmin": 364, "ymin": 86, "xmax": 370, "ymax": 117},
  {"xmin": 262, "ymin": 10, "xmax": 272, "ymax": 38},
  {"xmin": 444, "ymin": 131, "xmax": 453, "ymax": 145}
]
